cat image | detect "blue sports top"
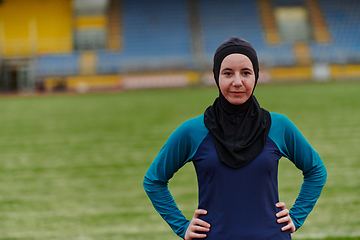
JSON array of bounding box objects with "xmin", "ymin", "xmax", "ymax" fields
[{"xmin": 143, "ymin": 113, "xmax": 327, "ymax": 239}]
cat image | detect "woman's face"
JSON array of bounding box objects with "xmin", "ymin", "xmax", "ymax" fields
[{"xmin": 218, "ymin": 53, "xmax": 256, "ymax": 105}]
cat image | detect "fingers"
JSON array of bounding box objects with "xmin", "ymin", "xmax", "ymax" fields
[
  {"xmin": 186, "ymin": 219, "xmax": 210, "ymax": 239},
  {"xmin": 192, "ymin": 218, "xmax": 211, "ymax": 229},
  {"xmin": 275, "ymin": 202, "xmax": 288, "ymax": 219},
  {"xmin": 194, "ymin": 209, "xmax": 208, "ymax": 218},
  {"xmin": 280, "ymin": 220, "xmax": 296, "ymax": 233},
  {"xmin": 280, "ymin": 222, "xmax": 295, "ymax": 232},
  {"xmin": 275, "ymin": 202, "xmax": 296, "ymax": 233},
  {"xmin": 277, "ymin": 215, "xmax": 291, "ymax": 224},
  {"xmin": 185, "ymin": 209, "xmax": 210, "ymax": 240},
  {"xmin": 277, "ymin": 214, "xmax": 296, "ymax": 233},
  {"xmin": 185, "ymin": 226, "xmax": 209, "ymax": 239},
  {"xmin": 185, "ymin": 231, "xmax": 207, "ymax": 239},
  {"xmin": 193, "ymin": 209, "xmax": 210, "ymax": 229},
  {"xmin": 276, "ymin": 208, "xmax": 289, "ymax": 218},
  {"xmin": 275, "ymin": 202, "xmax": 286, "ymax": 210}
]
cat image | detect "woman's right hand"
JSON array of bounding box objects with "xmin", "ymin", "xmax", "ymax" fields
[{"xmin": 184, "ymin": 209, "xmax": 211, "ymax": 240}]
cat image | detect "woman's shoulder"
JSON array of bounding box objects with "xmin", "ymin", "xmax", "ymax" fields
[
  {"xmin": 179, "ymin": 114, "xmax": 205, "ymax": 129},
  {"xmin": 269, "ymin": 112, "xmax": 295, "ymax": 128},
  {"xmin": 269, "ymin": 112, "xmax": 299, "ymax": 136},
  {"xmin": 170, "ymin": 114, "xmax": 208, "ymax": 141},
  {"xmin": 177, "ymin": 115, "xmax": 208, "ymax": 136},
  {"xmin": 269, "ymin": 112, "xmax": 290, "ymax": 123}
]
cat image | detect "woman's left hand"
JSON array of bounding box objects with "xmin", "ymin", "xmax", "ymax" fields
[{"xmin": 275, "ymin": 202, "xmax": 296, "ymax": 233}]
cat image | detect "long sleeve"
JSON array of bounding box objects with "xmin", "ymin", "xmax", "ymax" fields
[
  {"xmin": 143, "ymin": 115, "xmax": 209, "ymax": 238},
  {"xmin": 269, "ymin": 113, "xmax": 327, "ymax": 230}
]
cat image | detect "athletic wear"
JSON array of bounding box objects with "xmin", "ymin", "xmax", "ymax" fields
[
  {"xmin": 143, "ymin": 113, "xmax": 327, "ymax": 239},
  {"xmin": 204, "ymin": 94, "xmax": 271, "ymax": 168},
  {"xmin": 205, "ymin": 37, "xmax": 270, "ymax": 169}
]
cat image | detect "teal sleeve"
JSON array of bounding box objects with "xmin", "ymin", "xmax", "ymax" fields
[
  {"xmin": 143, "ymin": 115, "xmax": 208, "ymax": 239},
  {"xmin": 269, "ymin": 113, "xmax": 327, "ymax": 230}
]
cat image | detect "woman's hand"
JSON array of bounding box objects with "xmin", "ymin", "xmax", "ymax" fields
[
  {"xmin": 276, "ymin": 202, "xmax": 296, "ymax": 233},
  {"xmin": 184, "ymin": 209, "xmax": 211, "ymax": 240}
]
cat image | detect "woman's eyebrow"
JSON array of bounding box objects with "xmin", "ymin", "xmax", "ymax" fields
[
  {"xmin": 241, "ymin": 67, "xmax": 253, "ymax": 72},
  {"xmin": 221, "ymin": 68, "xmax": 233, "ymax": 72},
  {"xmin": 221, "ymin": 67, "xmax": 253, "ymax": 72}
]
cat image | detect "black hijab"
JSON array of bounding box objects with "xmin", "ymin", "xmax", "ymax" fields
[{"xmin": 204, "ymin": 37, "xmax": 271, "ymax": 168}]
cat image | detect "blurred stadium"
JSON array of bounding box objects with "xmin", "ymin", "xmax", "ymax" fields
[
  {"xmin": 0, "ymin": 0, "xmax": 359, "ymax": 94},
  {"xmin": 0, "ymin": 1, "xmax": 360, "ymax": 239}
]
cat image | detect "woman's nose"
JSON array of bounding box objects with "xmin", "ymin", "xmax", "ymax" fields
[{"xmin": 232, "ymin": 74, "xmax": 243, "ymax": 86}]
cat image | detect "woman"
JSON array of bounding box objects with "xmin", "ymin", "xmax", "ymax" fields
[{"xmin": 143, "ymin": 37, "xmax": 327, "ymax": 239}]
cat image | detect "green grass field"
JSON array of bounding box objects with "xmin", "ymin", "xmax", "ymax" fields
[{"xmin": 0, "ymin": 81, "xmax": 359, "ymax": 240}]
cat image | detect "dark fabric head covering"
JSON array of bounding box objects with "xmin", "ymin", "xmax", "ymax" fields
[
  {"xmin": 213, "ymin": 37, "xmax": 259, "ymax": 87},
  {"xmin": 204, "ymin": 37, "xmax": 271, "ymax": 168}
]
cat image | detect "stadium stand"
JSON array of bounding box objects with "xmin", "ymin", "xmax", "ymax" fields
[
  {"xmin": 199, "ymin": 0, "xmax": 265, "ymax": 59},
  {"xmin": 305, "ymin": 0, "xmax": 331, "ymax": 43},
  {"xmin": 98, "ymin": 0, "xmax": 193, "ymax": 74},
  {"xmin": 258, "ymin": 0, "xmax": 281, "ymax": 45},
  {"xmin": 1, "ymin": 0, "xmax": 360, "ymax": 92},
  {"xmin": 198, "ymin": 0, "xmax": 297, "ymax": 68},
  {"xmin": 37, "ymin": 54, "xmax": 79, "ymax": 76},
  {"xmin": 272, "ymin": 0, "xmax": 305, "ymax": 6},
  {"xmin": 311, "ymin": 0, "xmax": 360, "ymax": 64},
  {"xmin": 107, "ymin": 0, "xmax": 121, "ymax": 50},
  {"xmin": 0, "ymin": 0, "xmax": 72, "ymax": 56},
  {"xmin": 122, "ymin": 0, "xmax": 192, "ymax": 58}
]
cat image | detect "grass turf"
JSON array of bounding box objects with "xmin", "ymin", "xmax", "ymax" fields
[{"xmin": 0, "ymin": 81, "xmax": 359, "ymax": 239}]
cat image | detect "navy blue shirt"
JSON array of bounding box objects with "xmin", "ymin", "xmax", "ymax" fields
[
  {"xmin": 143, "ymin": 113, "xmax": 327, "ymax": 239},
  {"xmin": 193, "ymin": 133, "xmax": 290, "ymax": 239}
]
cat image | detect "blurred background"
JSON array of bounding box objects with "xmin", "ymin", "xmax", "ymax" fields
[
  {"xmin": 0, "ymin": 1, "xmax": 359, "ymax": 239},
  {"xmin": 0, "ymin": 0, "xmax": 359, "ymax": 94}
]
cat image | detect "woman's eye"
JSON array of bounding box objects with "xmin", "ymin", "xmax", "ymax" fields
[
  {"xmin": 224, "ymin": 72, "xmax": 232, "ymax": 76},
  {"xmin": 243, "ymin": 71, "xmax": 251, "ymax": 76}
]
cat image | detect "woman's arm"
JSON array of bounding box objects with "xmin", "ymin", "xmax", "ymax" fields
[
  {"xmin": 143, "ymin": 173, "xmax": 190, "ymax": 237},
  {"xmin": 143, "ymin": 116, "xmax": 209, "ymax": 238},
  {"xmin": 269, "ymin": 113, "xmax": 327, "ymax": 230}
]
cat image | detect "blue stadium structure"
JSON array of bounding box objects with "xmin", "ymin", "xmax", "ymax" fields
[
  {"xmin": 36, "ymin": 0, "xmax": 360, "ymax": 75},
  {"xmin": 0, "ymin": 0, "xmax": 359, "ymax": 92},
  {"xmin": 311, "ymin": 0, "xmax": 360, "ymax": 64}
]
